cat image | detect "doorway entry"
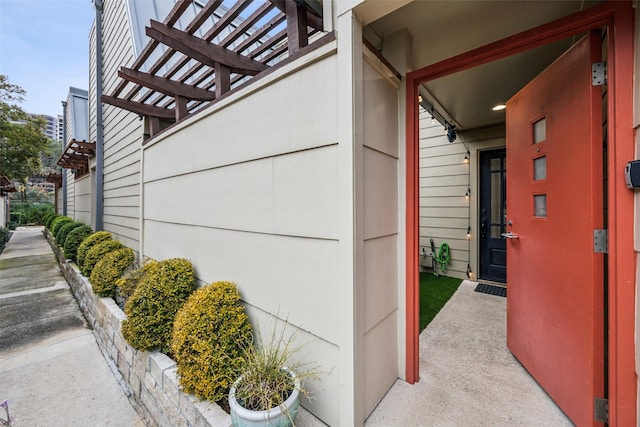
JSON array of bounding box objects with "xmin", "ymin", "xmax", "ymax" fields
[
  {"xmin": 404, "ymin": 2, "xmax": 635, "ymax": 424},
  {"xmin": 479, "ymin": 149, "xmax": 506, "ymax": 283}
]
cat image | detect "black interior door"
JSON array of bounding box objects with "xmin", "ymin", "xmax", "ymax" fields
[{"xmin": 479, "ymin": 149, "xmax": 506, "ymax": 283}]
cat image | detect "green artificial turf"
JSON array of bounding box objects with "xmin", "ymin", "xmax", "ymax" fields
[{"xmin": 419, "ymin": 272, "xmax": 463, "ymax": 332}]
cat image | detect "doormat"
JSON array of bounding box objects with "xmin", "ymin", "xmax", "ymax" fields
[{"xmin": 474, "ymin": 283, "xmax": 507, "ymax": 297}]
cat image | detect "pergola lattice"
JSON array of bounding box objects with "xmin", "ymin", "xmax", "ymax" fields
[
  {"xmin": 103, "ymin": 0, "xmax": 329, "ymax": 138},
  {"xmin": 57, "ymin": 139, "xmax": 96, "ymax": 177}
]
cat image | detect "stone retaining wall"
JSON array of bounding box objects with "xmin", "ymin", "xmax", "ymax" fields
[{"xmin": 44, "ymin": 229, "xmax": 230, "ymax": 427}]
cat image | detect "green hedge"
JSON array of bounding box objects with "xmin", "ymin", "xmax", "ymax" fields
[
  {"xmin": 0, "ymin": 227, "xmax": 10, "ymax": 249},
  {"xmin": 42, "ymin": 213, "xmax": 58, "ymax": 229},
  {"xmin": 55, "ymin": 221, "xmax": 84, "ymax": 247},
  {"xmin": 171, "ymin": 281, "xmax": 252, "ymax": 402},
  {"xmin": 90, "ymin": 248, "xmax": 135, "ymax": 298},
  {"xmin": 81, "ymin": 239, "xmax": 124, "ymax": 277},
  {"xmin": 76, "ymin": 231, "xmax": 112, "ymax": 269},
  {"xmin": 122, "ymin": 258, "xmax": 196, "ymax": 353},
  {"xmin": 50, "ymin": 216, "xmax": 73, "ymax": 236},
  {"xmin": 63, "ymin": 225, "xmax": 93, "ymax": 263},
  {"xmin": 116, "ymin": 260, "xmax": 157, "ymax": 304}
]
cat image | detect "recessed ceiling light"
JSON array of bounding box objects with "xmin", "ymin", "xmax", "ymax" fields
[{"xmin": 492, "ymin": 104, "xmax": 506, "ymax": 111}]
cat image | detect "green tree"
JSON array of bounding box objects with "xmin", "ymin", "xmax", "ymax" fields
[{"xmin": 0, "ymin": 75, "xmax": 50, "ymax": 199}]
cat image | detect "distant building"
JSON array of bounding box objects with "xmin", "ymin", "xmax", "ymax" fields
[
  {"xmin": 28, "ymin": 113, "xmax": 58, "ymax": 141},
  {"xmin": 56, "ymin": 115, "xmax": 63, "ymax": 142}
]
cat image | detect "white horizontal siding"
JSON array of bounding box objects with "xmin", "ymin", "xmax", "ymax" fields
[
  {"xmin": 98, "ymin": 0, "xmax": 143, "ymax": 249},
  {"xmin": 419, "ymin": 113, "xmax": 470, "ymax": 279}
]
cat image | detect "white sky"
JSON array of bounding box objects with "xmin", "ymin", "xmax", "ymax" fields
[{"xmin": 0, "ymin": 0, "xmax": 95, "ymax": 118}]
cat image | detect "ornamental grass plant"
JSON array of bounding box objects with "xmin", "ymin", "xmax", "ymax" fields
[{"xmin": 233, "ymin": 315, "xmax": 320, "ymax": 413}]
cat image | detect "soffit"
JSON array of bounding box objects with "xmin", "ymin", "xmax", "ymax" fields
[{"xmin": 366, "ymin": 0, "xmax": 604, "ymax": 131}]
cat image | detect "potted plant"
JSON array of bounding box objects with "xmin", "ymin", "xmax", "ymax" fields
[{"xmin": 229, "ymin": 317, "xmax": 319, "ymax": 427}]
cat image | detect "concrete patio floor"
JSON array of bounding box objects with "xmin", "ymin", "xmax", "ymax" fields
[{"xmin": 365, "ymin": 280, "xmax": 573, "ymax": 426}]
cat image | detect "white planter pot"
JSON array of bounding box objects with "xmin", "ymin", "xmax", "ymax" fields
[{"xmin": 228, "ymin": 368, "xmax": 300, "ymax": 427}]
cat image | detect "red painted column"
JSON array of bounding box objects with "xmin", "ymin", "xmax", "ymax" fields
[
  {"xmin": 607, "ymin": 2, "xmax": 637, "ymax": 425},
  {"xmin": 405, "ymin": 76, "xmax": 419, "ymax": 384}
]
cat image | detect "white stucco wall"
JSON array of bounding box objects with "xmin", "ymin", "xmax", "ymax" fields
[
  {"xmin": 361, "ymin": 57, "xmax": 400, "ymax": 416},
  {"xmin": 74, "ymin": 175, "xmax": 92, "ymax": 225},
  {"xmin": 142, "ymin": 43, "xmax": 340, "ymax": 426},
  {"xmin": 65, "ymin": 169, "xmax": 75, "ymax": 217}
]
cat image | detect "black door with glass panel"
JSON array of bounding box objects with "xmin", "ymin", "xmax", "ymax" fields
[{"xmin": 479, "ymin": 149, "xmax": 507, "ymax": 283}]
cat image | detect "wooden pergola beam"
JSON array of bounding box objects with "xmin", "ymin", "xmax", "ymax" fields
[
  {"xmin": 119, "ymin": 67, "xmax": 216, "ymax": 101},
  {"xmin": 285, "ymin": 0, "xmax": 308, "ymax": 54},
  {"xmin": 269, "ymin": 0, "xmax": 322, "ymax": 31},
  {"xmin": 102, "ymin": 95, "xmax": 175, "ymax": 119},
  {"xmin": 146, "ymin": 20, "xmax": 268, "ymax": 76},
  {"xmin": 112, "ymin": 0, "xmax": 192, "ymax": 97}
]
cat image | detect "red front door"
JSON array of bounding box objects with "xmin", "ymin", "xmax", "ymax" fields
[{"xmin": 506, "ymin": 32, "xmax": 604, "ymax": 426}]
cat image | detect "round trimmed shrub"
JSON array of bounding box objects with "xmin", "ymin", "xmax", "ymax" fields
[
  {"xmin": 63, "ymin": 224, "xmax": 93, "ymax": 263},
  {"xmin": 50, "ymin": 216, "xmax": 73, "ymax": 237},
  {"xmin": 122, "ymin": 258, "xmax": 196, "ymax": 353},
  {"xmin": 43, "ymin": 213, "xmax": 57, "ymax": 229},
  {"xmin": 81, "ymin": 239, "xmax": 124, "ymax": 277},
  {"xmin": 116, "ymin": 259, "xmax": 158, "ymax": 303},
  {"xmin": 77, "ymin": 231, "xmax": 112, "ymax": 269},
  {"xmin": 90, "ymin": 247, "xmax": 135, "ymax": 298},
  {"xmin": 56, "ymin": 221, "xmax": 84, "ymax": 247},
  {"xmin": 171, "ymin": 281, "xmax": 252, "ymax": 402}
]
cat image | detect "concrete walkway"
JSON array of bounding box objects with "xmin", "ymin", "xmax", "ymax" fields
[
  {"xmin": 366, "ymin": 281, "xmax": 572, "ymax": 426},
  {"xmin": 0, "ymin": 227, "xmax": 144, "ymax": 427}
]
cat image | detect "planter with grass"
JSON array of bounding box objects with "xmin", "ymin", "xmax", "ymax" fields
[
  {"xmin": 228, "ymin": 317, "xmax": 318, "ymax": 427},
  {"xmin": 229, "ymin": 367, "xmax": 300, "ymax": 427}
]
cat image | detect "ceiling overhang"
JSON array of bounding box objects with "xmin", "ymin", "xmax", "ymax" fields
[{"xmin": 103, "ymin": 0, "xmax": 328, "ymax": 138}]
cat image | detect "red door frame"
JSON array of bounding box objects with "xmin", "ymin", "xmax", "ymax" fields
[{"xmin": 405, "ymin": 2, "xmax": 636, "ymax": 425}]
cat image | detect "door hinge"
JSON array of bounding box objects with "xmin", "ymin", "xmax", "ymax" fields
[
  {"xmin": 594, "ymin": 397, "xmax": 608, "ymax": 423},
  {"xmin": 594, "ymin": 229, "xmax": 608, "ymax": 254},
  {"xmin": 592, "ymin": 62, "xmax": 607, "ymax": 86}
]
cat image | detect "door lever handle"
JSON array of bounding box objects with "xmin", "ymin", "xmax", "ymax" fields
[{"xmin": 501, "ymin": 232, "xmax": 519, "ymax": 239}]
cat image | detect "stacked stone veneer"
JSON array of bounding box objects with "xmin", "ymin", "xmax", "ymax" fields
[{"xmin": 44, "ymin": 230, "xmax": 231, "ymax": 427}]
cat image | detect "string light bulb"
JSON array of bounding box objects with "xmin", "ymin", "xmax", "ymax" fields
[
  {"xmin": 465, "ymin": 188, "xmax": 471, "ymax": 199},
  {"xmin": 418, "ymin": 95, "xmax": 423, "ymax": 103},
  {"xmin": 466, "ymin": 264, "xmax": 475, "ymax": 280},
  {"xmin": 431, "ymin": 116, "xmax": 436, "ymax": 125},
  {"xmin": 464, "ymin": 152, "xmax": 470, "ymax": 163},
  {"xmin": 467, "ymin": 226, "xmax": 472, "ymax": 239}
]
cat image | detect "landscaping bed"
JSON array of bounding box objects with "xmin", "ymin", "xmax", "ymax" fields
[{"xmin": 44, "ymin": 228, "xmax": 230, "ymax": 427}]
